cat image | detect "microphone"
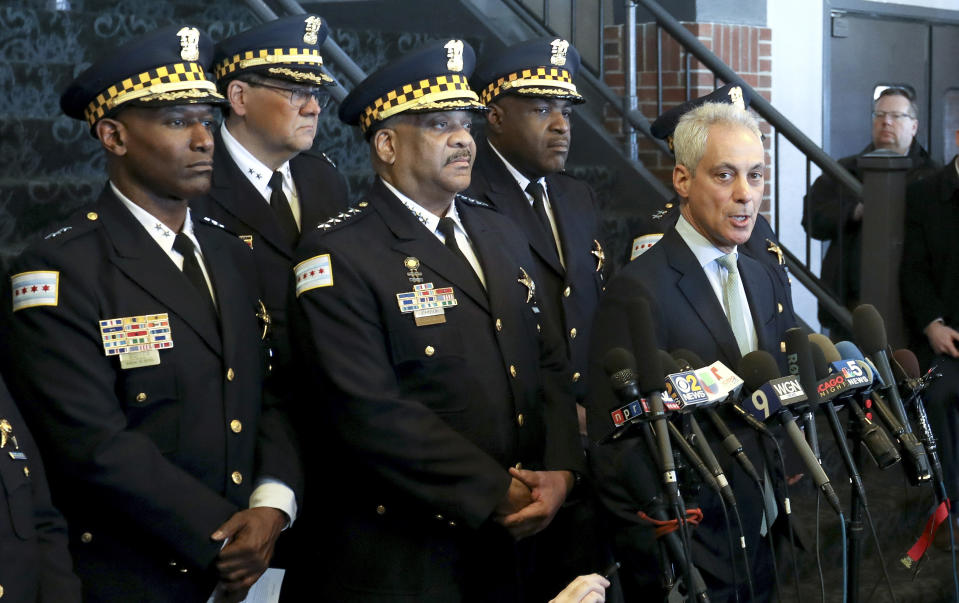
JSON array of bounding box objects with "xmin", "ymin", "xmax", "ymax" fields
[
  {"xmin": 834, "ymin": 340, "xmax": 931, "ymax": 483},
  {"xmin": 853, "ymin": 305, "xmax": 911, "ymax": 426},
  {"xmin": 627, "ymin": 299, "xmax": 680, "ymax": 508},
  {"xmin": 738, "ymin": 351, "xmax": 842, "ymax": 514},
  {"xmin": 894, "ymin": 348, "xmax": 947, "ymax": 503},
  {"xmin": 601, "ymin": 348, "xmax": 646, "ymax": 442},
  {"xmin": 671, "ymin": 349, "xmax": 762, "ymax": 484},
  {"xmin": 808, "ymin": 334, "xmax": 900, "ymax": 470},
  {"xmin": 784, "ymin": 328, "xmax": 822, "ymax": 462}
]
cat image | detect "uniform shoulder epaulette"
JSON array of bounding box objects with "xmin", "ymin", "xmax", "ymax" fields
[
  {"xmin": 197, "ymin": 215, "xmax": 243, "ymax": 238},
  {"xmin": 455, "ymin": 193, "xmax": 493, "ymax": 209},
  {"xmin": 301, "ymin": 148, "xmax": 337, "ymax": 169},
  {"xmin": 315, "ymin": 202, "xmax": 369, "ymax": 234},
  {"xmin": 37, "ymin": 209, "xmax": 101, "ymax": 246}
]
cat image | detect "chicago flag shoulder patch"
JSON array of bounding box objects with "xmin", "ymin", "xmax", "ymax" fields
[
  {"xmin": 294, "ymin": 254, "xmax": 333, "ymax": 297},
  {"xmin": 11, "ymin": 271, "xmax": 59, "ymax": 312}
]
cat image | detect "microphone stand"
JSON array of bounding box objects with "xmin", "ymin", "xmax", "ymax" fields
[{"xmin": 845, "ymin": 402, "xmax": 867, "ymax": 603}]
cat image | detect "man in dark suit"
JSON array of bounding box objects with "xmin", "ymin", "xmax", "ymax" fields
[
  {"xmin": 632, "ymin": 83, "xmax": 793, "ymax": 307},
  {"xmin": 0, "ymin": 27, "xmax": 300, "ymax": 602},
  {"xmin": 292, "ymin": 39, "xmax": 584, "ymax": 602},
  {"xmin": 901, "ymin": 132, "xmax": 959, "ymax": 509},
  {"xmin": 804, "ymin": 87, "xmax": 938, "ymax": 338},
  {"xmin": 466, "ymin": 38, "xmax": 614, "ymax": 599},
  {"xmin": 197, "ymin": 14, "xmax": 349, "ymax": 374},
  {"xmin": 0, "ymin": 377, "xmax": 80, "ymax": 602},
  {"xmin": 587, "ymin": 101, "xmax": 796, "ymax": 602}
]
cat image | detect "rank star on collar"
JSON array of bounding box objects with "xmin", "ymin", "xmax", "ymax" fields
[
  {"xmin": 247, "ymin": 167, "xmax": 263, "ymax": 180},
  {"xmin": 154, "ymin": 223, "xmax": 172, "ymax": 237}
]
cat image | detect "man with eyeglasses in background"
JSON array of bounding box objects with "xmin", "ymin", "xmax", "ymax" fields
[
  {"xmin": 195, "ymin": 15, "xmax": 350, "ymax": 600},
  {"xmin": 802, "ymin": 87, "xmax": 938, "ymax": 339}
]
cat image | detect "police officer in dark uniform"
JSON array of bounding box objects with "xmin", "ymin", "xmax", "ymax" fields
[
  {"xmin": 196, "ymin": 14, "xmax": 349, "ymax": 373},
  {"xmin": 631, "ymin": 84, "xmax": 792, "ymax": 305},
  {"xmin": 0, "ymin": 26, "xmax": 300, "ymax": 603},
  {"xmin": 292, "ymin": 39, "xmax": 584, "ymax": 602},
  {"xmin": 0, "ymin": 377, "xmax": 80, "ymax": 602},
  {"xmin": 467, "ymin": 38, "xmax": 616, "ymax": 600}
]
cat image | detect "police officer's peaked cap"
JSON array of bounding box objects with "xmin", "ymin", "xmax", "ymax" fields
[
  {"xmin": 214, "ymin": 14, "xmax": 334, "ymax": 88},
  {"xmin": 473, "ymin": 37, "xmax": 585, "ymax": 105},
  {"xmin": 338, "ymin": 39, "xmax": 486, "ymax": 135},
  {"xmin": 650, "ymin": 82, "xmax": 753, "ymax": 150},
  {"xmin": 60, "ymin": 25, "xmax": 225, "ymax": 130}
]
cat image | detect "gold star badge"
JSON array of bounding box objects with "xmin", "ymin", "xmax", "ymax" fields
[
  {"xmin": 0, "ymin": 419, "xmax": 11, "ymax": 449},
  {"xmin": 766, "ymin": 239, "xmax": 784, "ymax": 265},
  {"xmin": 517, "ymin": 267, "xmax": 536, "ymax": 303},
  {"xmin": 256, "ymin": 299, "xmax": 272, "ymax": 341},
  {"xmin": 591, "ymin": 239, "xmax": 605, "ymax": 273}
]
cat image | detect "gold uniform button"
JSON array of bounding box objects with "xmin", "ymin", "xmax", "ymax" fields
[
  {"xmin": 495, "ymin": 318, "xmax": 503, "ymax": 331},
  {"xmin": 434, "ymin": 513, "xmax": 444, "ymax": 521},
  {"xmin": 358, "ymin": 201, "xmax": 369, "ymax": 208},
  {"xmin": 517, "ymin": 413, "xmax": 525, "ymax": 427},
  {"xmin": 572, "ymin": 372, "xmax": 581, "ymax": 383},
  {"xmin": 448, "ymin": 520, "xmax": 457, "ymax": 528},
  {"xmin": 777, "ymin": 303, "xmax": 783, "ymax": 313},
  {"xmin": 509, "ymin": 365, "xmax": 517, "ymax": 378},
  {"xmin": 231, "ymin": 471, "xmax": 243, "ymax": 485},
  {"xmin": 168, "ymin": 560, "xmax": 178, "ymax": 567},
  {"xmin": 536, "ymin": 324, "xmax": 541, "ymax": 333},
  {"xmin": 226, "ymin": 368, "xmax": 235, "ymax": 381},
  {"xmin": 425, "ymin": 345, "xmax": 435, "ymax": 357},
  {"xmin": 563, "ymin": 286, "xmax": 571, "ymax": 297},
  {"xmin": 0, "ymin": 584, "xmax": 5, "ymax": 598},
  {"xmin": 136, "ymin": 392, "xmax": 147, "ymax": 403},
  {"xmin": 376, "ymin": 505, "xmax": 386, "ymax": 515},
  {"xmin": 22, "ymin": 467, "xmax": 29, "ymax": 478},
  {"xmin": 780, "ymin": 341, "xmax": 786, "ymax": 353},
  {"xmin": 86, "ymin": 212, "xmax": 98, "ymax": 221},
  {"xmin": 665, "ymin": 202, "xmax": 674, "ymax": 209},
  {"xmin": 80, "ymin": 532, "xmax": 93, "ymax": 544},
  {"xmin": 569, "ymin": 328, "xmax": 577, "ymax": 339},
  {"xmin": 230, "ymin": 419, "xmax": 242, "ymax": 433},
  {"xmin": 179, "ymin": 567, "xmax": 189, "ymax": 574}
]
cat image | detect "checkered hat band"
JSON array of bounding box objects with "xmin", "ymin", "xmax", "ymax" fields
[
  {"xmin": 360, "ymin": 74, "xmax": 478, "ymax": 130},
  {"xmin": 480, "ymin": 67, "xmax": 575, "ymax": 104},
  {"xmin": 83, "ymin": 62, "xmax": 214, "ymax": 125},
  {"xmin": 214, "ymin": 48, "xmax": 324, "ymax": 78}
]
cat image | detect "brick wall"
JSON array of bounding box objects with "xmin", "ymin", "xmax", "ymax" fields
[{"xmin": 603, "ymin": 22, "xmax": 773, "ymax": 213}]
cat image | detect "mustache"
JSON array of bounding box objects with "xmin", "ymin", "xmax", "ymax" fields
[{"xmin": 445, "ymin": 150, "xmax": 472, "ymax": 165}]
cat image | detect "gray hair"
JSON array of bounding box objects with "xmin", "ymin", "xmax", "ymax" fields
[
  {"xmin": 673, "ymin": 102, "xmax": 763, "ymax": 173},
  {"xmin": 875, "ymin": 87, "xmax": 918, "ymax": 120}
]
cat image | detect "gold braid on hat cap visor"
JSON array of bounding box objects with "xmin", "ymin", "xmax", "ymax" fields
[
  {"xmin": 359, "ymin": 73, "xmax": 483, "ymax": 132},
  {"xmin": 214, "ymin": 48, "xmax": 331, "ymax": 82},
  {"xmin": 83, "ymin": 62, "xmax": 222, "ymax": 126},
  {"xmin": 479, "ymin": 67, "xmax": 579, "ymax": 104}
]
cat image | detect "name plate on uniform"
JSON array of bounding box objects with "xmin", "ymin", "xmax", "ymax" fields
[
  {"xmin": 98, "ymin": 313, "xmax": 173, "ymax": 369},
  {"xmin": 396, "ymin": 283, "xmax": 457, "ymax": 327}
]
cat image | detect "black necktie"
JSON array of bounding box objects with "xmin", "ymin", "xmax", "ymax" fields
[
  {"xmin": 173, "ymin": 233, "xmax": 217, "ymax": 318},
  {"xmin": 269, "ymin": 170, "xmax": 299, "ymax": 246},
  {"xmin": 525, "ymin": 181, "xmax": 553, "ymax": 236}
]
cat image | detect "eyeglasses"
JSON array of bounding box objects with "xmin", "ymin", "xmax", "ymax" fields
[
  {"xmin": 245, "ymin": 80, "xmax": 331, "ymax": 110},
  {"xmin": 872, "ymin": 111, "xmax": 915, "ymax": 122}
]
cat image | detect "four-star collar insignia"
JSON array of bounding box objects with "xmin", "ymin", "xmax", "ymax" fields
[
  {"xmin": 317, "ymin": 205, "xmax": 366, "ymax": 231},
  {"xmin": 517, "ymin": 267, "xmax": 536, "ymax": 303}
]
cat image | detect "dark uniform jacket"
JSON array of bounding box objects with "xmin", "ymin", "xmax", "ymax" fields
[
  {"xmin": 465, "ymin": 143, "xmax": 605, "ymax": 402},
  {"xmin": 0, "ymin": 189, "xmax": 301, "ymax": 602},
  {"xmin": 193, "ymin": 129, "xmax": 350, "ymax": 370},
  {"xmin": 586, "ymin": 227, "xmax": 796, "ymax": 599},
  {"xmin": 802, "ymin": 140, "xmax": 938, "ymax": 333},
  {"xmin": 0, "ymin": 377, "xmax": 80, "ymax": 602},
  {"xmin": 902, "ymin": 157, "xmax": 959, "ymax": 358},
  {"xmin": 292, "ymin": 179, "xmax": 583, "ymax": 602}
]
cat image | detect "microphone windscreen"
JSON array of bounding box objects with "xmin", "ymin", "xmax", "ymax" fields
[
  {"xmin": 810, "ymin": 333, "xmax": 842, "ymax": 363},
  {"xmin": 626, "ymin": 298, "xmax": 666, "ymax": 394},
  {"xmin": 603, "ymin": 347, "xmax": 636, "ymax": 377},
  {"xmin": 853, "ymin": 304, "xmax": 888, "ymax": 356},
  {"xmin": 834, "ymin": 340, "xmax": 865, "ymax": 361},
  {"xmin": 807, "ymin": 335, "xmax": 830, "ymax": 380},
  {"xmin": 659, "ymin": 350, "xmax": 681, "ymax": 376},
  {"xmin": 893, "ymin": 348, "xmax": 921, "ymax": 380},
  {"xmin": 738, "ymin": 350, "xmax": 781, "ymax": 392},
  {"xmin": 672, "ymin": 348, "xmax": 706, "ymax": 370}
]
